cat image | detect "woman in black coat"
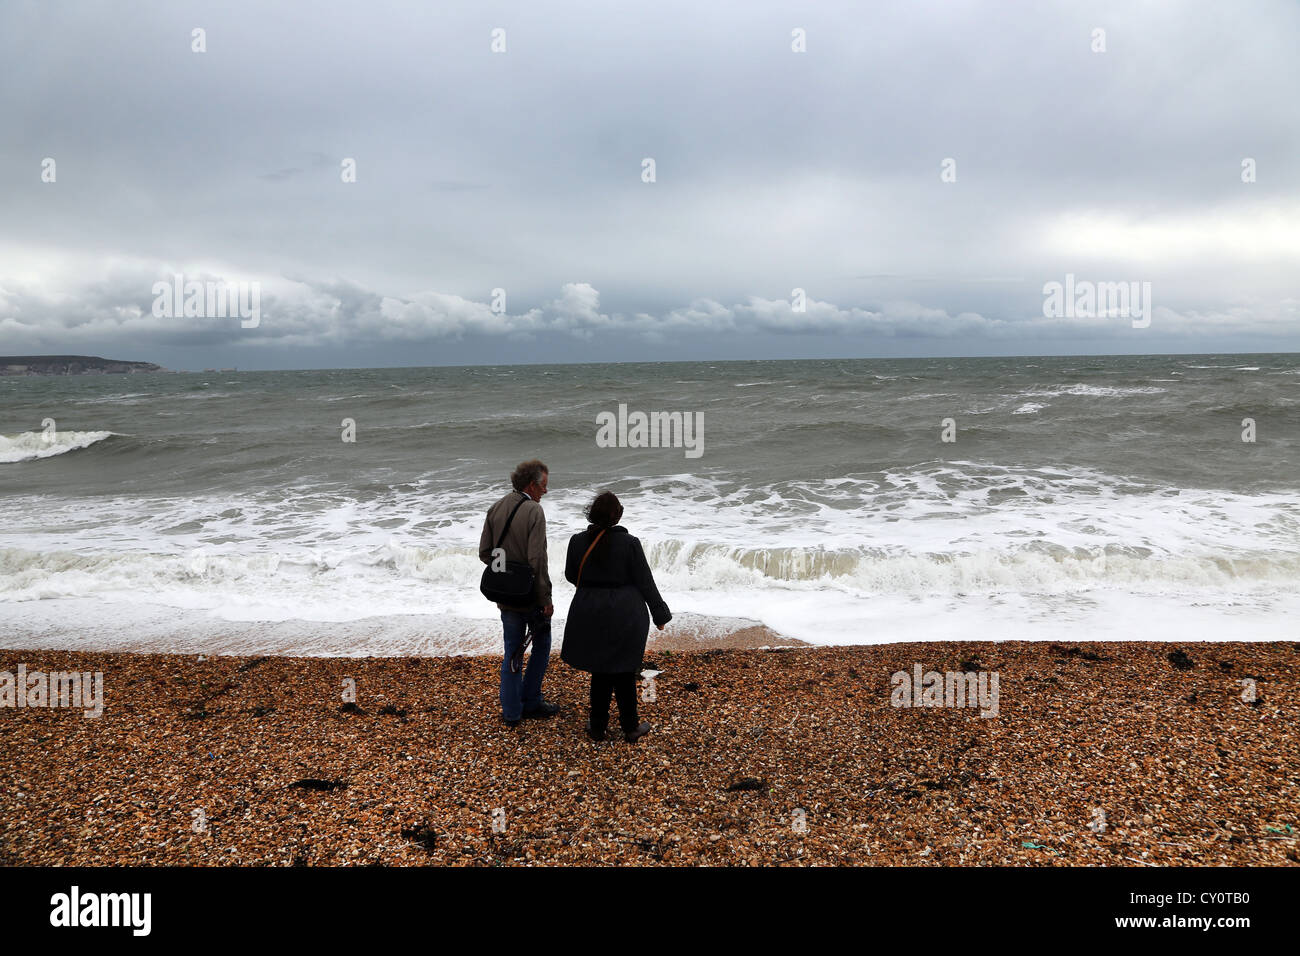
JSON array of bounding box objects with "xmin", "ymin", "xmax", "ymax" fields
[{"xmin": 560, "ymin": 491, "xmax": 671, "ymax": 743}]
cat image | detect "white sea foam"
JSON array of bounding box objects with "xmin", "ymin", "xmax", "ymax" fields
[
  {"xmin": 1, "ymin": 465, "xmax": 1297, "ymax": 650},
  {"xmin": 0, "ymin": 431, "xmax": 115, "ymax": 463},
  {"xmin": 71, "ymin": 392, "xmax": 152, "ymax": 405},
  {"xmin": 1021, "ymin": 384, "xmax": 1166, "ymax": 398},
  {"xmin": 1012, "ymin": 402, "xmax": 1048, "ymax": 415}
]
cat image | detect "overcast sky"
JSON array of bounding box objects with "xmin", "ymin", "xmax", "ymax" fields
[{"xmin": 1, "ymin": 0, "xmax": 1297, "ymax": 370}]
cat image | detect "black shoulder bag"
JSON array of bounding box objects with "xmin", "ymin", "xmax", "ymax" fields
[{"xmin": 479, "ymin": 493, "xmax": 538, "ymax": 604}]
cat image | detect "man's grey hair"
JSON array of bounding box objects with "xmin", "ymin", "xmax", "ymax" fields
[{"xmin": 510, "ymin": 459, "xmax": 549, "ymax": 493}]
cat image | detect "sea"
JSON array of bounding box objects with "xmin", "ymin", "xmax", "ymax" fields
[{"xmin": 2, "ymin": 354, "xmax": 1297, "ymax": 655}]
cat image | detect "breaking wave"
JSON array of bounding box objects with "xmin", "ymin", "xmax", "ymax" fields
[{"xmin": 0, "ymin": 431, "xmax": 116, "ymax": 464}]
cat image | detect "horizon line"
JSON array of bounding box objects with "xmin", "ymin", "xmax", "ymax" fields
[{"xmin": 6, "ymin": 347, "xmax": 1298, "ymax": 375}]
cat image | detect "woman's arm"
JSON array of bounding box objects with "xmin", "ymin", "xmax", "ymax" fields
[
  {"xmin": 630, "ymin": 536, "xmax": 671, "ymax": 627},
  {"xmin": 563, "ymin": 533, "xmax": 581, "ymax": 586}
]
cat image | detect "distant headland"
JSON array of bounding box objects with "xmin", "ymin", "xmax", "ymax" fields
[{"xmin": 0, "ymin": 355, "xmax": 166, "ymax": 376}]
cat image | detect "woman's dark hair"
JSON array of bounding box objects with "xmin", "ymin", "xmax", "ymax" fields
[{"xmin": 584, "ymin": 491, "xmax": 623, "ymax": 529}]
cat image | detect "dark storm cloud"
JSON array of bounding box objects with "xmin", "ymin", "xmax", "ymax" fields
[{"xmin": 0, "ymin": 0, "xmax": 1296, "ymax": 368}]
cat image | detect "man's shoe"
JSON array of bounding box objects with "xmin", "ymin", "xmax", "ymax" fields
[
  {"xmin": 522, "ymin": 700, "xmax": 559, "ymax": 719},
  {"xmin": 624, "ymin": 721, "xmax": 652, "ymax": 744},
  {"xmin": 502, "ymin": 716, "xmax": 521, "ymax": 727},
  {"xmin": 585, "ymin": 721, "xmax": 606, "ymax": 742}
]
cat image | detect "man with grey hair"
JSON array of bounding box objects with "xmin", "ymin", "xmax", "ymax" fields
[{"xmin": 479, "ymin": 459, "xmax": 557, "ymax": 726}]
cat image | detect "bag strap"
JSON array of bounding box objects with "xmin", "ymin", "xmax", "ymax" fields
[
  {"xmin": 494, "ymin": 492, "xmax": 530, "ymax": 550},
  {"xmin": 575, "ymin": 529, "xmax": 606, "ymax": 587}
]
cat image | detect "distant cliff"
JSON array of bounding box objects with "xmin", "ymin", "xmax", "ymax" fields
[{"xmin": 0, "ymin": 355, "xmax": 165, "ymax": 376}]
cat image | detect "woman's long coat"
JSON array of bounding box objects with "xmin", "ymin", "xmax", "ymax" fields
[{"xmin": 560, "ymin": 525, "xmax": 672, "ymax": 674}]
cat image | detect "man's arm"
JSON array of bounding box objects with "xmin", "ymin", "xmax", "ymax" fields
[{"xmin": 527, "ymin": 507, "xmax": 552, "ymax": 608}]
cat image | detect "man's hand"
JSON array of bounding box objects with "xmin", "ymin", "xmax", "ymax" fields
[{"xmin": 542, "ymin": 604, "xmax": 554, "ymax": 618}]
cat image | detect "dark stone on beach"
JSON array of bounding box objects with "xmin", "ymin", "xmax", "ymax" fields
[
  {"xmin": 683, "ymin": 682, "xmax": 701, "ymax": 692},
  {"xmin": 401, "ymin": 824, "xmax": 439, "ymax": 850},
  {"xmin": 1167, "ymin": 650, "xmax": 1195, "ymax": 671},
  {"xmin": 289, "ymin": 778, "xmax": 347, "ymax": 792},
  {"xmin": 1218, "ymin": 661, "xmax": 1235, "ymax": 672},
  {"xmin": 959, "ymin": 658, "xmax": 981, "ymax": 672},
  {"xmin": 725, "ymin": 777, "xmax": 767, "ymax": 792},
  {"xmin": 1050, "ymin": 644, "xmax": 1107, "ymax": 663}
]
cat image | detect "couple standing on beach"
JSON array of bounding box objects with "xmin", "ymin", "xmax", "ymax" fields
[{"xmin": 478, "ymin": 459, "xmax": 673, "ymax": 742}]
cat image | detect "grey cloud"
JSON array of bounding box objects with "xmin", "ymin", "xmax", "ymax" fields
[{"xmin": 0, "ymin": 0, "xmax": 1295, "ymax": 368}]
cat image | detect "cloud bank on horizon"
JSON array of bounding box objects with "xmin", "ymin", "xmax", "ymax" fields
[{"xmin": 1, "ymin": 0, "xmax": 1296, "ymax": 368}]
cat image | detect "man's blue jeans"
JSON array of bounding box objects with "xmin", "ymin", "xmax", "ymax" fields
[{"xmin": 499, "ymin": 606, "xmax": 551, "ymax": 721}]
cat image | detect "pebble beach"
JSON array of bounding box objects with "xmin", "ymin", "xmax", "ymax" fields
[{"xmin": 1, "ymin": 640, "xmax": 1297, "ymax": 866}]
